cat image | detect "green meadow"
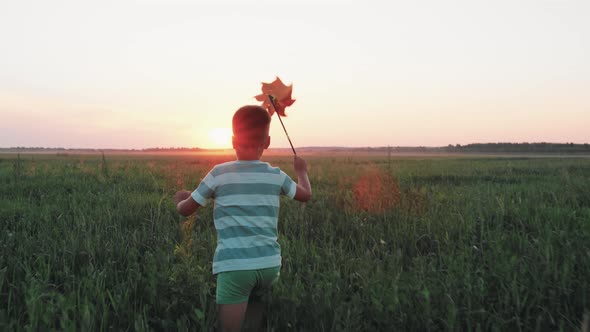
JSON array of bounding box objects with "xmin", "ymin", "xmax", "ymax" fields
[{"xmin": 0, "ymin": 153, "xmax": 589, "ymax": 331}]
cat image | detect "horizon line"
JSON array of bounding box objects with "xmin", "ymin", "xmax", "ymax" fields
[{"xmin": 1, "ymin": 141, "xmax": 589, "ymax": 151}]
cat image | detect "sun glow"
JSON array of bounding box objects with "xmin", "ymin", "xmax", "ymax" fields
[{"xmin": 208, "ymin": 128, "xmax": 232, "ymax": 149}]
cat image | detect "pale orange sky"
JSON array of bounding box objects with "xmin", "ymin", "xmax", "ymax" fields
[{"xmin": 1, "ymin": 0, "xmax": 589, "ymax": 149}]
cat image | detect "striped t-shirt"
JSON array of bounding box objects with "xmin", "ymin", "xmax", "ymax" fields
[{"xmin": 191, "ymin": 160, "xmax": 297, "ymax": 274}]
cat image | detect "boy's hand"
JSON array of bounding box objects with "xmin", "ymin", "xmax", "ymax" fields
[
  {"xmin": 293, "ymin": 156, "xmax": 312, "ymax": 202},
  {"xmin": 294, "ymin": 156, "xmax": 308, "ymax": 174},
  {"xmin": 174, "ymin": 190, "xmax": 191, "ymax": 204}
]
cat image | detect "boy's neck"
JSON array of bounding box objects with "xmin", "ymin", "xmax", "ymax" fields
[{"xmin": 235, "ymin": 148, "xmax": 264, "ymax": 161}]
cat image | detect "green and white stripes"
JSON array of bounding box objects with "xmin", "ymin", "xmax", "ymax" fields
[{"xmin": 191, "ymin": 160, "xmax": 296, "ymax": 274}]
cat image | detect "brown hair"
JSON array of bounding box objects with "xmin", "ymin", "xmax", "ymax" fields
[{"xmin": 232, "ymin": 105, "xmax": 271, "ymax": 147}]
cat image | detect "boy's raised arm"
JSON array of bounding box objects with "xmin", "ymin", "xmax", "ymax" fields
[
  {"xmin": 174, "ymin": 190, "xmax": 200, "ymax": 216},
  {"xmin": 293, "ymin": 156, "xmax": 312, "ymax": 202}
]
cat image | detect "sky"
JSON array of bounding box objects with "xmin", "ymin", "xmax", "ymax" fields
[{"xmin": 1, "ymin": 0, "xmax": 588, "ymax": 149}]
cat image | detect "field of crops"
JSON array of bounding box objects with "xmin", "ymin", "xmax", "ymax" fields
[{"xmin": 1, "ymin": 152, "xmax": 589, "ymax": 331}]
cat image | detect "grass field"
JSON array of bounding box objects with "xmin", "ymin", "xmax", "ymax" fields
[{"xmin": 1, "ymin": 152, "xmax": 589, "ymax": 331}]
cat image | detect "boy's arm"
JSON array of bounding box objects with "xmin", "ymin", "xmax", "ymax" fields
[
  {"xmin": 293, "ymin": 156, "xmax": 312, "ymax": 202},
  {"xmin": 174, "ymin": 190, "xmax": 201, "ymax": 216}
]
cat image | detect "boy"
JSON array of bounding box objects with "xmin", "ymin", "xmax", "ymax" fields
[{"xmin": 173, "ymin": 105, "xmax": 312, "ymax": 332}]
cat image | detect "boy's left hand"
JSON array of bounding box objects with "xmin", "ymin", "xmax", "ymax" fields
[{"xmin": 174, "ymin": 190, "xmax": 191, "ymax": 204}]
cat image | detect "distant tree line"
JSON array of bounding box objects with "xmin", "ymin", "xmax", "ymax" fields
[
  {"xmin": 2, "ymin": 143, "xmax": 590, "ymax": 154},
  {"xmin": 444, "ymin": 142, "xmax": 590, "ymax": 153},
  {"xmin": 362, "ymin": 143, "xmax": 590, "ymax": 153}
]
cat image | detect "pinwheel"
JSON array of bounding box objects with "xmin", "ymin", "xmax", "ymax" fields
[{"xmin": 255, "ymin": 77, "xmax": 297, "ymax": 154}]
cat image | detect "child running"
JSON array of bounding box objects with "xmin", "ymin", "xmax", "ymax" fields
[{"xmin": 173, "ymin": 105, "xmax": 312, "ymax": 332}]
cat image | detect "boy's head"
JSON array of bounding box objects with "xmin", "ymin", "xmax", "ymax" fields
[{"xmin": 232, "ymin": 105, "xmax": 271, "ymax": 150}]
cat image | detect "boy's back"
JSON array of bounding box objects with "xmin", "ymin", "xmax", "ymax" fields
[{"xmin": 191, "ymin": 160, "xmax": 297, "ymax": 274}]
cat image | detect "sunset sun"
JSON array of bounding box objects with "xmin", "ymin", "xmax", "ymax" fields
[{"xmin": 208, "ymin": 128, "xmax": 232, "ymax": 149}]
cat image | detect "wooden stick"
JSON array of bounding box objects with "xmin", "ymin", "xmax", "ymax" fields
[{"xmin": 269, "ymin": 95, "xmax": 297, "ymax": 155}]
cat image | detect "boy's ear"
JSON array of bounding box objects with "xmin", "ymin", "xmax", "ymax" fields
[
  {"xmin": 232, "ymin": 136, "xmax": 237, "ymax": 149},
  {"xmin": 263, "ymin": 136, "xmax": 271, "ymax": 149}
]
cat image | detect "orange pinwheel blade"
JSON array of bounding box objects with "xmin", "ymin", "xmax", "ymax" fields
[{"xmin": 255, "ymin": 77, "xmax": 295, "ymax": 116}]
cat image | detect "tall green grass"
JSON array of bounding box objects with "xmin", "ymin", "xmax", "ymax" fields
[{"xmin": 0, "ymin": 154, "xmax": 588, "ymax": 331}]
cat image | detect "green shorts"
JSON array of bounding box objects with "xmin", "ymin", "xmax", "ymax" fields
[{"xmin": 216, "ymin": 266, "xmax": 281, "ymax": 304}]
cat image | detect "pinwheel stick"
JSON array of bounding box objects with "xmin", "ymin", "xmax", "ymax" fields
[{"xmin": 269, "ymin": 95, "xmax": 297, "ymax": 155}]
